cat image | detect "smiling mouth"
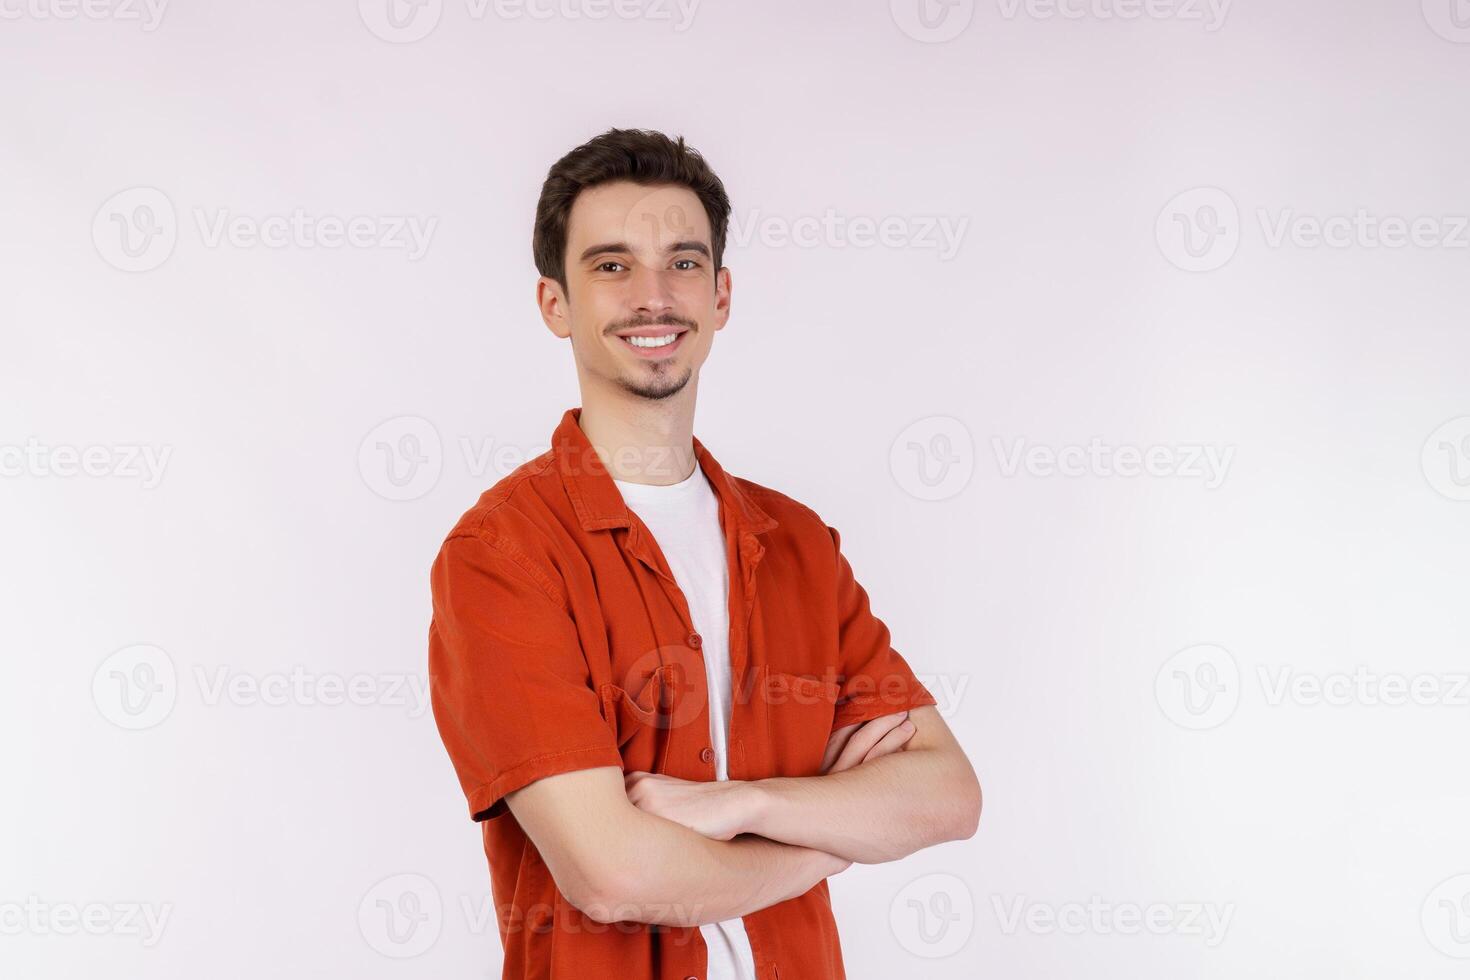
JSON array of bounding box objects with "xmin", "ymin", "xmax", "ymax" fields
[
  {"xmin": 614, "ymin": 325, "xmax": 691, "ymax": 357},
  {"xmin": 622, "ymin": 333, "xmax": 681, "ymax": 349}
]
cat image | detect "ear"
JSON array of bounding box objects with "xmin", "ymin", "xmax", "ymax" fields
[
  {"xmin": 712, "ymin": 265, "xmax": 732, "ymax": 333},
  {"xmin": 537, "ymin": 276, "xmax": 571, "ymax": 339}
]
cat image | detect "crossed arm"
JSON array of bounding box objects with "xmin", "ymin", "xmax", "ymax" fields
[
  {"xmin": 504, "ymin": 706, "xmax": 981, "ymax": 926},
  {"xmin": 625, "ymin": 705, "xmax": 981, "ymax": 865}
]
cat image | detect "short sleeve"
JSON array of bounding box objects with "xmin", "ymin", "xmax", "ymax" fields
[
  {"xmin": 428, "ymin": 533, "xmax": 623, "ymax": 821},
  {"xmin": 827, "ymin": 525, "xmax": 939, "ymax": 732}
]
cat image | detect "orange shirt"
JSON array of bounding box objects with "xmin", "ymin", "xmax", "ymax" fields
[{"xmin": 428, "ymin": 406, "xmax": 937, "ymax": 980}]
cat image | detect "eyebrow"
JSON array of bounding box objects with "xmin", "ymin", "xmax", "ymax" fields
[{"xmin": 578, "ymin": 240, "xmax": 712, "ymax": 263}]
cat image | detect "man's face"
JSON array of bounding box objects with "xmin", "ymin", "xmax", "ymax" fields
[{"xmin": 538, "ymin": 181, "xmax": 731, "ymax": 401}]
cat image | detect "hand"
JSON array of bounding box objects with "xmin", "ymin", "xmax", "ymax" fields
[
  {"xmin": 820, "ymin": 711, "xmax": 916, "ymax": 775},
  {"xmin": 624, "ymin": 771, "xmax": 753, "ymax": 840}
]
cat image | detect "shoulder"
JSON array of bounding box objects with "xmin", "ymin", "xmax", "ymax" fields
[{"xmin": 437, "ymin": 448, "xmax": 569, "ymax": 562}]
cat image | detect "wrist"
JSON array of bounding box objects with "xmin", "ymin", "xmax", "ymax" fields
[{"xmin": 737, "ymin": 778, "xmax": 777, "ymax": 838}]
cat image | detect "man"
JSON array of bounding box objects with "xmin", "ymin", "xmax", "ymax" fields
[{"xmin": 428, "ymin": 128, "xmax": 981, "ymax": 980}]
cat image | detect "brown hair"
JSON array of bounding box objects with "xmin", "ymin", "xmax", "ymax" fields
[{"xmin": 533, "ymin": 128, "xmax": 731, "ymax": 290}]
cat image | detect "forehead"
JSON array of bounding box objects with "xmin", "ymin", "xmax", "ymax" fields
[{"xmin": 565, "ymin": 181, "xmax": 711, "ymax": 255}]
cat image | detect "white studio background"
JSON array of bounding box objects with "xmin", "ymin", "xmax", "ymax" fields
[{"xmin": 4, "ymin": 1, "xmax": 1470, "ymax": 977}]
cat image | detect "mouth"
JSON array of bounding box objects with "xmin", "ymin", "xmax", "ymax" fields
[{"xmin": 613, "ymin": 325, "xmax": 691, "ymax": 359}]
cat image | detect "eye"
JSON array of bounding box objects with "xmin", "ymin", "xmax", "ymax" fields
[
  {"xmin": 597, "ymin": 261, "xmax": 627, "ymax": 273},
  {"xmin": 673, "ymin": 258, "xmax": 701, "ymax": 271}
]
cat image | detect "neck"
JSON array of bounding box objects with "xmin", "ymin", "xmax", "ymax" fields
[{"xmin": 576, "ymin": 384, "xmax": 698, "ymax": 486}]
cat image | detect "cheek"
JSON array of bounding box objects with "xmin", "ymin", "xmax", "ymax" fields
[
  {"xmin": 671, "ymin": 280, "xmax": 719, "ymax": 318},
  {"xmin": 569, "ymin": 290, "xmax": 623, "ymax": 337}
]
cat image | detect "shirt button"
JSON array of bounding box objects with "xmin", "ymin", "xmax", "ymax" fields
[
  {"xmin": 700, "ymin": 747, "xmax": 714, "ymax": 765},
  {"xmin": 687, "ymin": 632, "xmax": 702, "ymax": 649}
]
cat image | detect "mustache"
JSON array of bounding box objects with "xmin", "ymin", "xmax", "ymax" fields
[{"xmin": 606, "ymin": 314, "xmax": 697, "ymax": 334}]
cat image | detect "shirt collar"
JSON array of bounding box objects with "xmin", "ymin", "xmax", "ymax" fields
[{"xmin": 553, "ymin": 406, "xmax": 777, "ymax": 536}]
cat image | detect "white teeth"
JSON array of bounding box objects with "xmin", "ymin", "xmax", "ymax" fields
[{"xmin": 624, "ymin": 333, "xmax": 678, "ymax": 348}]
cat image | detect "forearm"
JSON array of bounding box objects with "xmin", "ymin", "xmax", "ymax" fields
[
  {"xmin": 746, "ymin": 745, "xmax": 981, "ymax": 864},
  {"xmin": 585, "ymin": 809, "xmax": 848, "ymax": 926}
]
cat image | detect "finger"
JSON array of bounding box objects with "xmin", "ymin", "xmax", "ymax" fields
[
  {"xmin": 838, "ymin": 713, "xmax": 907, "ymax": 766},
  {"xmin": 830, "ymin": 712, "xmax": 908, "ymax": 773},
  {"xmin": 821, "ymin": 723, "xmax": 860, "ymax": 774},
  {"xmin": 861, "ymin": 718, "xmax": 916, "ymax": 763}
]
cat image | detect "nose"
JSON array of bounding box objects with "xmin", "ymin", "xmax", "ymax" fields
[{"xmin": 628, "ymin": 263, "xmax": 675, "ymax": 319}]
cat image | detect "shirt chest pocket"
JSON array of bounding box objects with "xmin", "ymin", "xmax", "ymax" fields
[
  {"xmin": 598, "ymin": 666, "xmax": 677, "ymax": 774},
  {"xmin": 760, "ymin": 665, "xmax": 840, "ymax": 777}
]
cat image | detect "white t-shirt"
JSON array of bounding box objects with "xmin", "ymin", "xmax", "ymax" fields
[{"xmin": 613, "ymin": 465, "xmax": 757, "ymax": 980}]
